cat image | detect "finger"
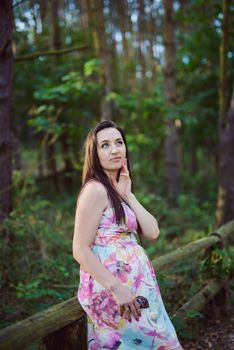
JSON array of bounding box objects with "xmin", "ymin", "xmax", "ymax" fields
[
  {"xmin": 119, "ymin": 173, "xmax": 128, "ymax": 177},
  {"xmin": 124, "ymin": 306, "xmax": 132, "ymax": 322},
  {"xmin": 128, "ymin": 303, "xmax": 140, "ymax": 321},
  {"xmin": 119, "ymin": 305, "xmax": 125, "ymax": 317},
  {"xmin": 121, "ymin": 159, "xmax": 127, "ymax": 170},
  {"xmin": 134, "ymin": 300, "xmax": 142, "ymax": 317},
  {"xmin": 122, "ymin": 162, "xmax": 129, "ymax": 175}
]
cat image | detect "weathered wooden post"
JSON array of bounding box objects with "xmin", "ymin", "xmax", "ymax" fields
[{"xmin": 43, "ymin": 316, "xmax": 87, "ymax": 350}]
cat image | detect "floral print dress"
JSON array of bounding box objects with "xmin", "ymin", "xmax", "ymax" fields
[{"xmin": 77, "ymin": 198, "xmax": 181, "ymax": 350}]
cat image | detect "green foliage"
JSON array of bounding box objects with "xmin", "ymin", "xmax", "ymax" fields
[
  {"xmin": 28, "ymin": 70, "xmax": 101, "ymax": 139},
  {"xmin": 170, "ymin": 315, "xmax": 194, "ymax": 340},
  {"xmin": 199, "ymin": 246, "xmax": 234, "ymax": 279},
  {"xmin": 7, "ymin": 0, "xmax": 234, "ymax": 340},
  {"xmin": 84, "ymin": 58, "xmax": 101, "ymax": 76},
  {"xmin": 0, "ymin": 180, "xmax": 79, "ymax": 322}
]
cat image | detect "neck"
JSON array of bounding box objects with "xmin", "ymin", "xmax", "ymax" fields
[{"xmin": 104, "ymin": 169, "xmax": 118, "ymax": 180}]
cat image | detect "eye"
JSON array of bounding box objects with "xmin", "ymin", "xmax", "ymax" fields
[
  {"xmin": 116, "ymin": 140, "xmax": 123, "ymax": 146},
  {"xmin": 101, "ymin": 143, "xmax": 109, "ymax": 149}
]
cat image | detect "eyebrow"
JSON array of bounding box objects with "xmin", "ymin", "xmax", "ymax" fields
[{"xmin": 99, "ymin": 137, "xmax": 123, "ymax": 144}]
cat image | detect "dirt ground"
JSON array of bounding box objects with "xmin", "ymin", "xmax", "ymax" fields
[{"xmin": 181, "ymin": 283, "xmax": 234, "ymax": 350}]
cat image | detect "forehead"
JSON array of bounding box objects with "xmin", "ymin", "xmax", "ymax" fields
[{"xmin": 96, "ymin": 127, "xmax": 122, "ymax": 143}]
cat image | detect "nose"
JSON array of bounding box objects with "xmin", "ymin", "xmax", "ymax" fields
[{"xmin": 110, "ymin": 144, "xmax": 119, "ymax": 153}]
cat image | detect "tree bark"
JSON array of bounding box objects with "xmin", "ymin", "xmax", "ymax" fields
[
  {"xmin": 51, "ymin": 0, "xmax": 61, "ymax": 50},
  {"xmin": 152, "ymin": 220, "xmax": 234, "ymax": 271},
  {"xmin": 138, "ymin": 0, "xmax": 146, "ymax": 78},
  {"xmin": 43, "ymin": 0, "xmax": 62, "ymax": 189},
  {"xmin": 216, "ymin": 83, "xmax": 234, "ymax": 227},
  {"xmin": 77, "ymin": 0, "xmax": 90, "ymax": 30},
  {"xmin": 163, "ymin": 0, "xmax": 180, "ymax": 206},
  {"xmin": 219, "ymin": 0, "xmax": 229, "ymax": 123},
  {"xmin": 148, "ymin": 0, "xmax": 157, "ymax": 81},
  {"xmin": 45, "ymin": 135, "xmax": 58, "ymax": 188},
  {"xmin": 174, "ymin": 279, "xmax": 224, "ymax": 320},
  {"xmin": 39, "ymin": 0, "xmax": 47, "ymax": 23},
  {"xmin": 60, "ymin": 131, "xmax": 74, "ymax": 192},
  {"xmin": 116, "ymin": 0, "xmax": 129, "ymax": 60},
  {"xmin": 0, "ymin": 0, "xmax": 13, "ymax": 222},
  {"xmin": 215, "ymin": 0, "xmax": 234, "ymax": 227},
  {"xmin": 88, "ymin": 0, "xmax": 113, "ymax": 120},
  {"xmin": 14, "ymin": 45, "xmax": 90, "ymax": 61}
]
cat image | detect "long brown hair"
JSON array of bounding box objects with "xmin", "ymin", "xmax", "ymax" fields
[
  {"xmin": 81, "ymin": 120, "xmax": 133, "ymax": 225},
  {"xmin": 81, "ymin": 120, "xmax": 144, "ymax": 246}
]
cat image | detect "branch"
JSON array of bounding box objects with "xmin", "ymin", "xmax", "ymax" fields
[
  {"xmin": 14, "ymin": 45, "xmax": 90, "ymax": 62},
  {"xmin": 13, "ymin": 0, "xmax": 30, "ymax": 8}
]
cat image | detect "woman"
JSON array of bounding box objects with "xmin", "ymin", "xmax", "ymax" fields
[{"xmin": 73, "ymin": 121, "xmax": 183, "ymax": 349}]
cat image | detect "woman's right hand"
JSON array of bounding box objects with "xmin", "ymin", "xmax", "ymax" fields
[{"xmin": 110, "ymin": 283, "xmax": 141, "ymax": 322}]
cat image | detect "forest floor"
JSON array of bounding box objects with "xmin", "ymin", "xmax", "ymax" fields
[{"xmin": 181, "ymin": 281, "xmax": 234, "ymax": 350}]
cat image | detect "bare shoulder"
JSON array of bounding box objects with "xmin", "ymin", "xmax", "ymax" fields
[{"xmin": 77, "ymin": 180, "xmax": 108, "ymax": 209}]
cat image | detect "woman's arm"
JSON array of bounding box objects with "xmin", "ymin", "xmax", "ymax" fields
[
  {"xmin": 111, "ymin": 159, "xmax": 160, "ymax": 240},
  {"xmin": 125, "ymin": 193, "xmax": 160, "ymax": 240},
  {"xmin": 73, "ymin": 181, "xmax": 119, "ymax": 290}
]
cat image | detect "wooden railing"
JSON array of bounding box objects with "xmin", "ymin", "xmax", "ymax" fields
[{"xmin": 0, "ymin": 220, "xmax": 234, "ymax": 350}]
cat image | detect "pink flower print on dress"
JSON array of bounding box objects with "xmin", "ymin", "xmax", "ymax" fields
[
  {"xmin": 103, "ymin": 252, "xmax": 116, "ymax": 273},
  {"xmin": 147, "ymin": 260, "xmax": 156, "ymax": 278},
  {"xmin": 125, "ymin": 209, "xmax": 138, "ymax": 230},
  {"xmin": 77, "ymin": 271, "xmax": 94, "ymax": 303},
  {"xmin": 90, "ymin": 289, "xmax": 120, "ymax": 329},
  {"xmin": 103, "ymin": 331, "xmax": 121, "ymax": 349},
  {"xmin": 139, "ymin": 325, "xmax": 169, "ymax": 348},
  {"xmin": 132, "ymin": 272, "xmax": 144, "ymax": 291},
  {"xmin": 116, "ymin": 260, "xmax": 132, "ymax": 283}
]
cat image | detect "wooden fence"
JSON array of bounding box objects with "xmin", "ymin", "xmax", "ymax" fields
[{"xmin": 0, "ymin": 220, "xmax": 234, "ymax": 350}]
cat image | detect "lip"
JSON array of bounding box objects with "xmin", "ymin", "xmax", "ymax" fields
[{"xmin": 110, "ymin": 157, "xmax": 121, "ymax": 161}]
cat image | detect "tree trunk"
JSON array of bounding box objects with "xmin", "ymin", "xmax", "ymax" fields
[
  {"xmin": 0, "ymin": 0, "xmax": 13, "ymax": 222},
  {"xmin": 116, "ymin": 0, "xmax": 129, "ymax": 59},
  {"xmin": 38, "ymin": 146, "xmax": 44, "ymax": 178},
  {"xmin": 60, "ymin": 132, "xmax": 73, "ymax": 192},
  {"xmin": 39, "ymin": 0, "xmax": 47, "ymax": 24},
  {"xmin": 77, "ymin": 0, "xmax": 90, "ymax": 30},
  {"xmin": 45, "ymin": 135, "xmax": 58, "ymax": 188},
  {"xmin": 216, "ymin": 82, "xmax": 234, "ymax": 227},
  {"xmin": 191, "ymin": 145, "xmax": 198, "ymax": 175},
  {"xmin": 148, "ymin": 0, "xmax": 157, "ymax": 81},
  {"xmin": 12, "ymin": 133, "xmax": 21, "ymax": 171},
  {"xmin": 42, "ymin": 0, "xmax": 61, "ymax": 189},
  {"xmin": 215, "ymin": 0, "xmax": 234, "ymax": 227},
  {"xmin": 163, "ymin": 0, "xmax": 180, "ymax": 206},
  {"xmin": 138, "ymin": 0, "xmax": 146, "ymax": 79},
  {"xmin": 115, "ymin": 0, "xmax": 130, "ymax": 92},
  {"xmin": 51, "ymin": 0, "xmax": 61, "ymax": 50},
  {"xmin": 88, "ymin": 0, "xmax": 113, "ymax": 120}
]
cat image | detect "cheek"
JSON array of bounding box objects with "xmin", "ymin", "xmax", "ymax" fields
[{"xmin": 97, "ymin": 150, "xmax": 108, "ymax": 166}]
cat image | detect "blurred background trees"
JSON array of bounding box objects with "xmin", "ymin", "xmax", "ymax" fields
[
  {"xmin": 0, "ymin": 0, "xmax": 234, "ymax": 339},
  {"xmin": 8, "ymin": 0, "xmax": 233, "ymax": 216}
]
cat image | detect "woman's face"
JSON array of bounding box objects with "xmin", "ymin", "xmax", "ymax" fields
[{"xmin": 96, "ymin": 127, "xmax": 126, "ymax": 176}]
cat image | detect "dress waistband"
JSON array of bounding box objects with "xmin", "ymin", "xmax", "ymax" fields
[{"xmin": 92, "ymin": 232, "xmax": 138, "ymax": 247}]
